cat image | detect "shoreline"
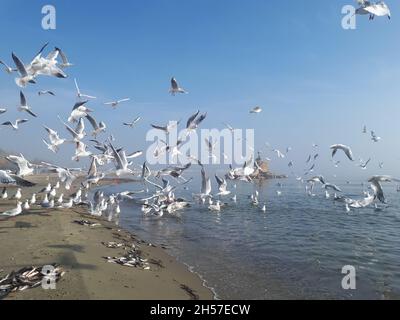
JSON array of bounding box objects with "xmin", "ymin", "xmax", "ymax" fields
[{"xmin": 0, "ymin": 174, "xmax": 214, "ymax": 300}]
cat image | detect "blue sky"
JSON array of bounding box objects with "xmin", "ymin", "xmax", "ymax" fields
[{"xmin": 0, "ymin": 0, "xmax": 399, "ymax": 179}]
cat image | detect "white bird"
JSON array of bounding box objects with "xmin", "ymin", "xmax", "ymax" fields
[
  {"xmin": 5, "ymin": 154, "xmax": 34, "ymax": 177},
  {"xmin": 1, "ymin": 119, "xmax": 28, "ymax": 130},
  {"xmin": 104, "ymin": 98, "xmax": 130, "ymax": 109},
  {"xmin": 250, "ymin": 106, "xmax": 262, "ymax": 114},
  {"xmin": 169, "ymin": 77, "xmax": 188, "ymax": 95},
  {"xmin": 359, "ymin": 158, "xmax": 371, "ymax": 170},
  {"xmin": 1, "ymin": 202, "xmax": 23, "ymax": 217},
  {"xmin": 12, "ymin": 53, "xmax": 36, "ymax": 88},
  {"xmin": 59, "ymin": 198, "xmax": 73, "ymax": 209},
  {"xmin": 0, "ymin": 59, "xmax": 17, "ymax": 74},
  {"xmin": 74, "ymin": 78, "xmax": 96, "ymax": 100},
  {"xmin": 208, "ymin": 200, "xmax": 221, "ymax": 212},
  {"xmin": 85, "ymin": 114, "xmax": 106, "ymax": 137},
  {"xmin": 55, "ymin": 47, "xmax": 73, "ymax": 68},
  {"xmin": 23, "ymin": 200, "xmax": 30, "ymax": 211},
  {"xmin": 370, "ymin": 131, "xmax": 381, "ymax": 143},
  {"xmin": 215, "ymin": 175, "xmax": 231, "ymax": 196},
  {"xmin": 67, "ymin": 101, "xmax": 93, "ymax": 123},
  {"xmin": 38, "ymin": 90, "xmax": 55, "ymax": 96},
  {"xmin": 123, "ymin": 117, "xmax": 141, "ymax": 128},
  {"xmin": 261, "ymin": 204, "xmax": 266, "ymax": 212},
  {"xmin": 43, "ymin": 126, "xmax": 66, "ymax": 153},
  {"xmin": 1, "ymin": 187, "xmax": 7, "ymax": 199},
  {"xmin": 12, "ymin": 188, "xmax": 22, "ymax": 201},
  {"xmin": 330, "ymin": 144, "xmax": 354, "ymax": 161},
  {"xmin": 30, "ymin": 193, "xmax": 37, "ymax": 205},
  {"xmin": 72, "ymin": 141, "xmax": 92, "ymax": 162},
  {"xmin": 356, "ymin": 0, "xmax": 391, "ymax": 20}
]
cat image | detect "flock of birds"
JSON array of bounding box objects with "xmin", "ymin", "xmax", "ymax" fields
[{"xmin": 0, "ymin": 0, "xmax": 397, "ymax": 221}]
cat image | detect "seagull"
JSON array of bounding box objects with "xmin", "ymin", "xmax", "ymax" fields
[
  {"xmin": 250, "ymin": 106, "xmax": 262, "ymax": 114},
  {"xmin": 169, "ymin": 77, "xmax": 188, "ymax": 95},
  {"xmin": 67, "ymin": 101, "xmax": 93, "ymax": 123},
  {"xmin": 18, "ymin": 91, "xmax": 37, "ymax": 118},
  {"xmin": 208, "ymin": 200, "xmax": 221, "ymax": 212},
  {"xmin": 104, "ymin": 98, "xmax": 130, "ymax": 109},
  {"xmin": 74, "ymin": 78, "xmax": 96, "ymax": 100},
  {"xmin": 324, "ymin": 183, "xmax": 342, "ymax": 192},
  {"xmin": 38, "ymin": 90, "xmax": 55, "ymax": 96},
  {"xmin": 5, "ymin": 154, "xmax": 34, "ymax": 176},
  {"xmin": 215, "ymin": 175, "xmax": 231, "ymax": 196},
  {"xmin": 43, "ymin": 126, "xmax": 66, "ymax": 152},
  {"xmin": 186, "ymin": 110, "xmax": 207, "ymax": 132},
  {"xmin": 60, "ymin": 117, "xmax": 86, "ymax": 141},
  {"xmin": 359, "ymin": 158, "xmax": 371, "ymax": 170},
  {"xmin": 1, "ymin": 187, "xmax": 7, "ymax": 199},
  {"xmin": 371, "ymin": 131, "xmax": 381, "ymax": 143},
  {"xmin": 151, "ymin": 121, "xmax": 180, "ymax": 135},
  {"xmin": 123, "ymin": 117, "xmax": 141, "ymax": 128},
  {"xmin": 12, "ymin": 52, "xmax": 36, "ymax": 87},
  {"xmin": 1, "ymin": 202, "xmax": 22, "ymax": 217},
  {"xmin": 0, "ymin": 108, "xmax": 7, "ymax": 114},
  {"xmin": 205, "ymin": 138, "xmax": 218, "ymax": 161},
  {"xmin": 368, "ymin": 175, "xmax": 399, "ymax": 204},
  {"xmin": 273, "ymin": 149, "xmax": 285, "ymax": 159},
  {"xmin": 0, "ymin": 60, "xmax": 17, "ymax": 74},
  {"xmin": 363, "ymin": 125, "xmax": 367, "ymax": 134},
  {"xmin": 0, "ymin": 170, "xmax": 35, "ymax": 187},
  {"xmin": 55, "ymin": 47, "xmax": 73, "ymax": 68},
  {"xmin": 356, "ymin": 0, "xmax": 391, "ymax": 20},
  {"xmin": 379, "ymin": 162, "xmax": 384, "ymax": 169},
  {"xmin": 223, "ymin": 123, "xmax": 236, "ymax": 133},
  {"xmin": 72, "ymin": 141, "xmax": 92, "ymax": 162},
  {"xmin": 330, "ymin": 144, "xmax": 354, "ymax": 161},
  {"xmin": 85, "ymin": 114, "xmax": 106, "ymax": 138},
  {"xmin": 1, "ymin": 119, "xmax": 28, "ymax": 130},
  {"xmin": 307, "ymin": 175, "xmax": 326, "ymax": 185}
]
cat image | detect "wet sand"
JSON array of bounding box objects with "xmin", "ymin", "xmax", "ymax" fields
[{"xmin": 0, "ymin": 175, "xmax": 213, "ymax": 300}]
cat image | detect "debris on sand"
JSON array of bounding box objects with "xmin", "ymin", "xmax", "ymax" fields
[
  {"xmin": 180, "ymin": 284, "xmax": 199, "ymax": 300},
  {"xmin": 73, "ymin": 220, "xmax": 101, "ymax": 227},
  {"xmin": 0, "ymin": 264, "xmax": 64, "ymax": 298},
  {"xmin": 104, "ymin": 249, "xmax": 150, "ymax": 270}
]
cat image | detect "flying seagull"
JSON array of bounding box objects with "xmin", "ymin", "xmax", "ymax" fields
[
  {"xmin": 169, "ymin": 77, "xmax": 188, "ymax": 95},
  {"xmin": 356, "ymin": 0, "xmax": 391, "ymax": 20},
  {"xmin": 2, "ymin": 119, "xmax": 28, "ymax": 130},
  {"xmin": 55, "ymin": 47, "xmax": 73, "ymax": 68},
  {"xmin": 330, "ymin": 144, "xmax": 354, "ymax": 161},
  {"xmin": 18, "ymin": 91, "xmax": 37, "ymax": 118},
  {"xmin": 38, "ymin": 90, "xmax": 55, "ymax": 96},
  {"xmin": 74, "ymin": 78, "xmax": 96, "ymax": 100},
  {"xmin": 12, "ymin": 52, "xmax": 36, "ymax": 88},
  {"xmin": 104, "ymin": 98, "xmax": 130, "ymax": 109},
  {"xmin": 250, "ymin": 106, "xmax": 262, "ymax": 114},
  {"xmin": 123, "ymin": 117, "xmax": 141, "ymax": 128},
  {"xmin": 0, "ymin": 60, "xmax": 17, "ymax": 74}
]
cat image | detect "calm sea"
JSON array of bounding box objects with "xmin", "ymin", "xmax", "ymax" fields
[{"xmin": 101, "ymin": 174, "xmax": 400, "ymax": 300}]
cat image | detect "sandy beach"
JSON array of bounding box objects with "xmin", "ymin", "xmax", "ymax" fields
[{"xmin": 0, "ymin": 175, "xmax": 213, "ymax": 300}]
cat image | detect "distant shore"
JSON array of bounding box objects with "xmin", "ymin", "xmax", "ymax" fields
[{"xmin": 0, "ymin": 174, "xmax": 213, "ymax": 300}]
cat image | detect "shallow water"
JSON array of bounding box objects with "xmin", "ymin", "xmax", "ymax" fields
[{"xmin": 101, "ymin": 177, "xmax": 400, "ymax": 300}]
